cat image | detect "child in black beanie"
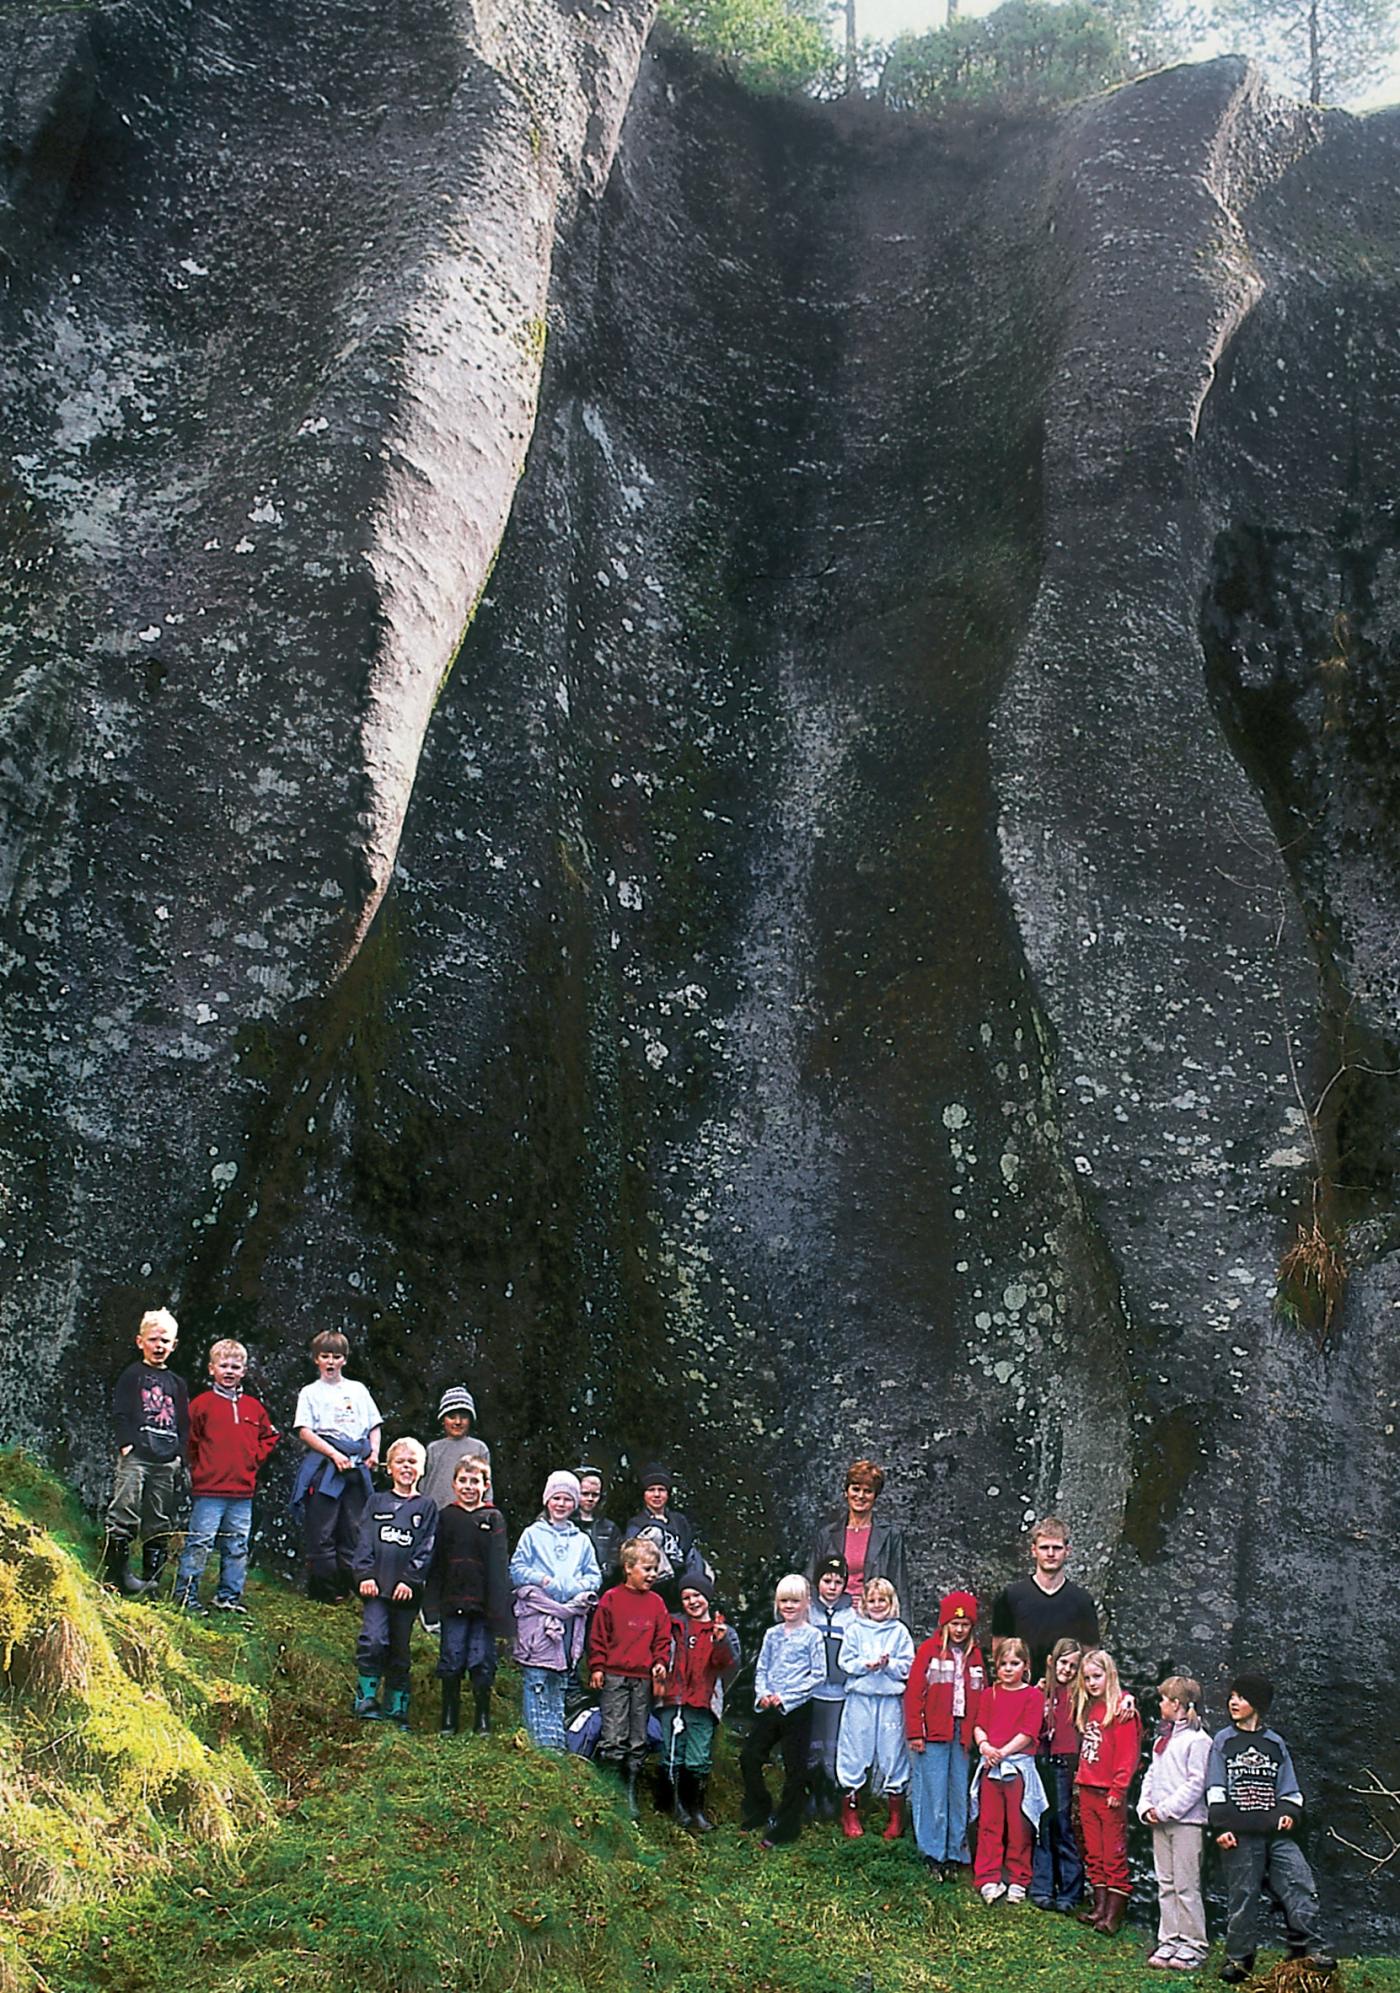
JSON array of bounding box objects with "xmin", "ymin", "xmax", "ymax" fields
[{"xmin": 1206, "ymin": 1669, "xmax": 1336, "ymax": 1983}]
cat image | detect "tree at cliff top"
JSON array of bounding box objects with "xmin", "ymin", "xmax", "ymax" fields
[
  {"xmin": 1212, "ymin": 0, "xmax": 1399, "ymax": 101},
  {"xmin": 880, "ymin": 0, "xmax": 1161, "ymax": 107},
  {"xmin": 659, "ymin": 0, "xmax": 838, "ymax": 91}
]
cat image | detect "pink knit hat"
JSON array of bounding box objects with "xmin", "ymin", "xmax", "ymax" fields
[{"xmin": 542, "ymin": 1471, "xmax": 581, "ymax": 1510}]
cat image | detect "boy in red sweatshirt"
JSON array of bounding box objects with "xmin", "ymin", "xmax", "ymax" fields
[
  {"xmin": 588, "ymin": 1537, "xmax": 671, "ymax": 1815},
  {"xmin": 172, "ymin": 1339, "xmax": 279, "ymax": 1615}
]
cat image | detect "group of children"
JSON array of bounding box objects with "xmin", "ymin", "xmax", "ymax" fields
[
  {"xmin": 742, "ymin": 1568, "xmax": 1335, "ymax": 1981},
  {"xmin": 101, "ymin": 1312, "xmax": 1336, "ymax": 1981}
]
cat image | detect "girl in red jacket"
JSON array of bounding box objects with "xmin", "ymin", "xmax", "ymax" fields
[
  {"xmin": 1072, "ymin": 1647, "xmax": 1143, "ymax": 1936},
  {"xmin": 970, "ymin": 1636, "xmax": 1047, "ymax": 1903},
  {"xmin": 904, "ymin": 1590, "xmax": 985, "ymax": 1880}
]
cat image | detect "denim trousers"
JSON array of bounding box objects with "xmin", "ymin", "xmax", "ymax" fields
[
  {"xmin": 1031, "ymin": 1755, "xmax": 1085, "ymax": 1907},
  {"xmin": 1221, "ymin": 1833, "xmax": 1323, "ymax": 1960},
  {"xmin": 909, "ymin": 1731, "xmax": 972, "ymax": 1864},
  {"xmin": 521, "ymin": 1666, "xmax": 568, "ymax": 1750},
  {"xmin": 176, "ymin": 1495, "xmax": 253, "ymax": 1601}
]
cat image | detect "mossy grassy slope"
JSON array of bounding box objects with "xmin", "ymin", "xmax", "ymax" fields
[{"xmin": 1, "ymin": 1454, "xmax": 1396, "ymax": 1993}]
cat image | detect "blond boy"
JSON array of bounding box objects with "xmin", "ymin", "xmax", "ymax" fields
[{"xmin": 101, "ymin": 1307, "xmax": 189, "ymax": 1597}]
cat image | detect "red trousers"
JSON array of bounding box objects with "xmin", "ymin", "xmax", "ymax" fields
[
  {"xmin": 1078, "ymin": 1784, "xmax": 1130, "ymax": 1892},
  {"xmin": 974, "ymin": 1772, "xmax": 1034, "ymax": 1888}
]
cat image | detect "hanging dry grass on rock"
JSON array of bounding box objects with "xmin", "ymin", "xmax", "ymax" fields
[{"xmin": 1277, "ymin": 1215, "xmax": 1347, "ymax": 1349}]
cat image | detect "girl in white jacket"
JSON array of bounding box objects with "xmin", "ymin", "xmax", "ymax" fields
[
  {"xmin": 1137, "ymin": 1674, "xmax": 1212, "ymax": 1971},
  {"xmin": 836, "ymin": 1578, "xmax": 914, "ymax": 1841}
]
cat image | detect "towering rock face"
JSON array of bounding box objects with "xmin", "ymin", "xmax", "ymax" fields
[{"xmin": 4, "ymin": 6, "xmax": 1400, "ymax": 1935}]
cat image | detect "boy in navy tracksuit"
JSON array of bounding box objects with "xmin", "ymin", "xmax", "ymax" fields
[
  {"xmin": 1207, "ymin": 1669, "xmax": 1336, "ymax": 1982},
  {"xmin": 351, "ymin": 1437, "xmax": 438, "ymax": 1729}
]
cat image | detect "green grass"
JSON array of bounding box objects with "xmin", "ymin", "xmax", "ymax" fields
[{"xmin": 1, "ymin": 1451, "xmax": 1396, "ymax": 1993}]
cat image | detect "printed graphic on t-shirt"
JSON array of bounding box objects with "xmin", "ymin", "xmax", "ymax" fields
[
  {"xmin": 142, "ymin": 1382, "xmax": 176, "ymax": 1432},
  {"xmin": 1080, "ymin": 1718, "xmax": 1104, "ymax": 1764},
  {"xmin": 1226, "ymin": 1745, "xmax": 1279, "ymax": 1813}
]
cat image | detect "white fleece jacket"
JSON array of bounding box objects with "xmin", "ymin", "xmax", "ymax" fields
[{"xmin": 1137, "ymin": 1719, "xmax": 1212, "ymax": 1826}]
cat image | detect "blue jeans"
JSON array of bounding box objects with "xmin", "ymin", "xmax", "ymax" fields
[
  {"xmin": 521, "ymin": 1666, "xmax": 567, "ymax": 1751},
  {"xmin": 909, "ymin": 1731, "xmax": 971, "ymax": 1863},
  {"xmin": 1031, "ymin": 1755, "xmax": 1084, "ymax": 1908},
  {"xmin": 175, "ymin": 1496, "xmax": 252, "ymax": 1602}
]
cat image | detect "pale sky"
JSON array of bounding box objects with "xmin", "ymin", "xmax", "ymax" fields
[{"xmin": 856, "ymin": 0, "xmax": 1400, "ymax": 108}]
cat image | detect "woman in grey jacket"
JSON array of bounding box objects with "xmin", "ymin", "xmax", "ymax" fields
[{"xmin": 807, "ymin": 1459, "xmax": 911, "ymax": 1620}]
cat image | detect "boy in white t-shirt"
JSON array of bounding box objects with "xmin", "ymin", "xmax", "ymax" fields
[{"xmin": 292, "ymin": 1331, "xmax": 383, "ymax": 1602}]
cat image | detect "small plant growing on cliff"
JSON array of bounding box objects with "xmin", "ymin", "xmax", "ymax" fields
[{"xmin": 1277, "ymin": 1213, "xmax": 1346, "ymax": 1346}]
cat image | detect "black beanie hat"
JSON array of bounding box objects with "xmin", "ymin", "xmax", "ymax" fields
[
  {"xmin": 679, "ymin": 1569, "xmax": 715, "ymax": 1604},
  {"xmin": 640, "ymin": 1461, "xmax": 673, "ymax": 1495},
  {"xmin": 816, "ymin": 1554, "xmax": 849, "ymax": 1585},
  {"xmin": 1230, "ymin": 1669, "xmax": 1274, "ymax": 1716}
]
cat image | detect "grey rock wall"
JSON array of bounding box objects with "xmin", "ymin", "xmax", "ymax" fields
[{"xmin": 4, "ymin": 6, "xmax": 1400, "ymax": 1938}]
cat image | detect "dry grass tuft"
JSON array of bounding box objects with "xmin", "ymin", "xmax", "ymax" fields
[{"xmin": 1278, "ymin": 1216, "xmax": 1347, "ymax": 1348}]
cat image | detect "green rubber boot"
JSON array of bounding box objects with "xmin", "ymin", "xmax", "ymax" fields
[{"xmin": 352, "ymin": 1674, "xmax": 383, "ymax": 1719}]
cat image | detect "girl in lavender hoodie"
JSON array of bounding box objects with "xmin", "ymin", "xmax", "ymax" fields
[{"xmin": 1137, "ymin": 1674, "xmax": 1212, "ymax": 1972}]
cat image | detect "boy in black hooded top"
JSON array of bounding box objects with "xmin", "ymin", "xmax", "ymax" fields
[
  {"xmin": 433, "ymin": 1456, "xmax": 512, "ymax": 1735},
  {"xmin": 1206, "ymin": 1669, "xmax": 1336, "ymax": 1982}
]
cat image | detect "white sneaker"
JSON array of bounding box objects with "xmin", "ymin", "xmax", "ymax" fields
[
  {"xmin": 980, "ymin": 1883, "xmax": 1007, "ymax": 1904},
  {"xmin": 1006, "ymin": 1885, "xmax": 1027, "ymax": 1904}
]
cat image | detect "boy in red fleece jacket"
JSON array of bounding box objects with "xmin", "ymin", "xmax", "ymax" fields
[
  {"xmin": 588, "ymin": 1537, "xmax": 671, "ymax": 1815},
  {"xmin": 172, "ymin": 1340, "xmax": 279, "ymax": 1616}
]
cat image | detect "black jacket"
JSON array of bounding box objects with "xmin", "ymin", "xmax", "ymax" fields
[
  {"xmin": 433, "ymin": 1502, "xmax": 514, "ymax": 1633},
  {"xmin": 807, "ymin": 1512, "xmax": 912, "ymax": 1621}
]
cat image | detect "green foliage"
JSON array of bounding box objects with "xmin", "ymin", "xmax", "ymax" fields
[
  {"xmin": 1212, "ymin": 0, "xmax": 1399, "ymax": 103},
  {"xmin": 658, "ymin": 0, "xmax": 836, "ymax": 95},
  {"xmin": 881, "ymin": 0, "xmax": 1139, "ymax": 111},
  {"xmin": 0, "ymin": 1453, "xmax": 270, "ymax": 1946}
]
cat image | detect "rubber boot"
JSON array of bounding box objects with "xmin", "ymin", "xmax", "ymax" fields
[
  {"xmin": 472, "ymin": 1682, "xmax": 492, "ymax": 1734},
  {"xmin": 677, "ymin": 1767, "xmax": 710, "ymax": 1832},
  {"xmin": 670, "ymin": 1770, "xmax": 696, "ymax": 1829},
  {"xmin": 352, "ymin": 1674, "xmax": 383, "ymax": 1719},
  {"xmin": 622, "ymin": 1766, "xmax": 640, "ymax": 1821},
  {"xmin": 1099, "ymin": 1890, "xmax": 1129, "ymax": 1936},
  {"xmin": 882, "ymin": 1793, "xmax": 906, "ymax": 1842},
  {"xmin": 385, "ymin": 1688, "xmax": 411, "ymax": 1731},
  {"xmin": 140, "ymin": 1537, "xmax": 169, "ymax": 1599},
  {"xmin": 653, "ymin": 1769, "xmax": 677, "ymax": 1816},
  {"xmin": 841, "ymin": 1791, "xmax": 864, "ymax": 1839},
  {"xmin": 439, "ymin": 1679, "xmax": 461, "ymax": 1735},
  {"xmin": 818, "ymin": 1772, "xmax": 839, "ymax": 1822},
  {"xmin": 1077, "ymin": 1885, "xmax": 1109, "ymax": 1927},
  {"xmin": 99, "ymin": 1536, "xmax": 153, "ymax": 1597}
]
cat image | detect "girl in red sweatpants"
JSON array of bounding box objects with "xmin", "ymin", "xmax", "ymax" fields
[
  {"xmin": 971, "ymin": 1637, "xmax": 1046, "ymax": 1903},
  {"xmin": 1073, "ymin": 1647, "xmax": 1143, "ymax": 1935}
]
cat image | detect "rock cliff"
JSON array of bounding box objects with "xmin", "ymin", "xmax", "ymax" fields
[{"xmin": 4, "ymin": 0, "xmax": 1400, "ymax": 1936}]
